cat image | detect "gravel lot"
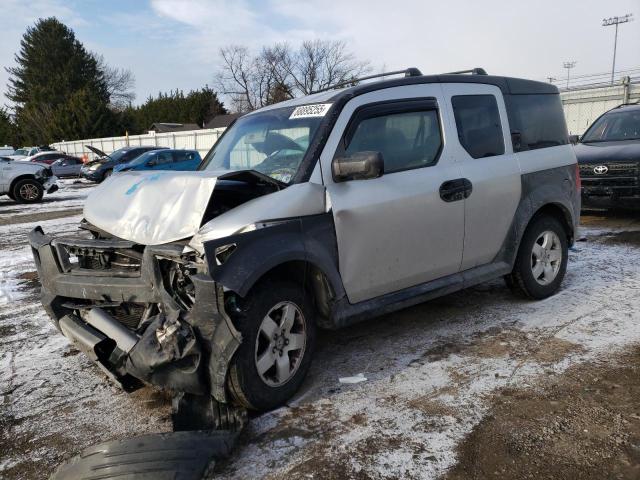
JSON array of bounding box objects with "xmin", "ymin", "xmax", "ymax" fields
[{"xmin": 1, "ymin": 181, "xmax": 639, "ymax": 479}]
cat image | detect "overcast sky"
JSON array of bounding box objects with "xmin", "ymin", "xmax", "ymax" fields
[{"xmin": 1, "ymin": 0, "xmax": 638, "ymax": 108}]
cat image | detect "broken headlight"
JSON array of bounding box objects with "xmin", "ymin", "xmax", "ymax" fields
[{"xmin": 188, "ymin": 219, "xmax": 293, "ymax": 255}]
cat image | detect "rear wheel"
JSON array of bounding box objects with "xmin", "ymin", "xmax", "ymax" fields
[
  {"xmin": 13, "ymin": 178, "xmax": 43, "ymax": 203},
  {"xmin": 227, "ymin": 281, "xmax": 316, "ymax": 411},
  {"xmin": 506, "ymin": 215, "xmax": 568, "ymax": 299}
]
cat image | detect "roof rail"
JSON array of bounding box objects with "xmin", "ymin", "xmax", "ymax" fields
[
  {"xmin": 444, "ymin": 68, "xmax": 488, "ymax": 75},
  {"xmin": 312, "ymin": 67, "xmax": 423, "ymax": 94}
]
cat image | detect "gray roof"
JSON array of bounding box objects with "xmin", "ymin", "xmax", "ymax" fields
[
  {"xmin": 204, "ymin": 113, "xmax": 242, "ymax": 129},
  {"xmin": 149, "ymin": 123, "xmax": 201, "ymax": 133}
]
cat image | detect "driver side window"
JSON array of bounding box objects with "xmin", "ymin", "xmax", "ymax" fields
[{"xmin": 344, "ymin": 104, "xmax": 442, "ymax": 174}]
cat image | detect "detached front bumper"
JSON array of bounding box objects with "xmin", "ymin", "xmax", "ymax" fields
[
  {"xmin": 41, "ymin": 175, "xmax": 59, "ymax": 194},
  {"xmin": 28, "ymin": 227, "xmax": 241, "ymax": 401}
]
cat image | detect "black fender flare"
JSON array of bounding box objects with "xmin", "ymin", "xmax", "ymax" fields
[
  {"xmin": 203, "ymin": 213, "xmax": 345, "ymax": 300},
  {"xmin": 496, "ymin": 165, "xmax": 579, "ymax": 267}
]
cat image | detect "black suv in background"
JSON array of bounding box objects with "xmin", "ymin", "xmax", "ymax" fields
[
  {"xmin": 81, "ymin": 145, "xmax": 167, "ymax": 182},
  {"xmin": 574, "ymin": 103, "xmax": 640, "ymax": 209}
]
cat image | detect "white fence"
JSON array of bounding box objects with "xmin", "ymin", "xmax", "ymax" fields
[
  {"xmin": 560, "ymin": 78, "xmax": 639, "ymax": 135},
  {"xmin": 51, "ymin": 128, "xmax": 227, "ymax": 159}
]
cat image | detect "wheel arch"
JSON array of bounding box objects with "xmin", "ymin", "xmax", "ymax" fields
[
  {"xmin": 203, "ymin": 214, "xmax": 346, "ymax": 328},
  {"xmin": 238, "ymin": 258, "xmax": 341, "ymax": 329},
  {"xmin": 496, "ymin": 168, "xmax": 578, "ymax": 269},
  {"xmin": 9, "ymin": 174, "xmax": 37, "ymax": 193}
]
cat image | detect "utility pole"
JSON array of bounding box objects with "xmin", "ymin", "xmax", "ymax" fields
[
  {"xmin": 602, "ymin": 14, "xmax": 633, "ymax": 85},
  {"xmin": 547, "ymin": 76, "xmax": 557, "ymax": 83},
  {"xmin": 562, "ymin": 61, "xmax": 576, "ymax": 89}
]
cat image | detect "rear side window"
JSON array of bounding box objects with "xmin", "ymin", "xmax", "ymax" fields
[
  {"xmin": 506, "ymin": 94, "xmax": 568, "ymax": 152},
  {"xmin": 156, "ymin": 151, "xmax": 173, "ymax": 165},
  {"xmin": 452, "ymin": 95, "xmax": 504, "ymax": 158},
  {"xmin": 173, "ymin": 151, "xmax": 197, "ymax": 162},
  {"xmin": 345, "ymin": 107, "xmax": 442, "ymax": 174}
]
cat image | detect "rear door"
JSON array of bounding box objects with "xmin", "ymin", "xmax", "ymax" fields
[
  {"xmin": 440, "ymin": 84, "xmax": 521, "ymax": 270},
  {"xmin": 320, "ymin": 84, "xmax": 465, "ymax": 303}
]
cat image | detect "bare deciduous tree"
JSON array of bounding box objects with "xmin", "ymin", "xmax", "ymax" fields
[
  {"xmin": 216, "ymin": 40, "xmax": 370, "ymax": 113},
  {"xmin": 95, "ymin": 54, "xmax": 136, "ymax": 110}
]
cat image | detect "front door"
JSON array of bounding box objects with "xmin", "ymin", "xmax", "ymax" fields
[{"xmin": 321, "ymin": 85, "xmax": 465, "ymax": 304}]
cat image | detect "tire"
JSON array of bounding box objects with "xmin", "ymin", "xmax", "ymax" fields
[
  {"xmin": 12, "ymin": 178, "xmax": 44, "ymax": 203},
  {"xmin": 505, "ymin": 215, "xmax": 568, "ymax": 299},
  {"xmin": 227, "ymin": 280, "xmax": 316, "ymax": 411}
]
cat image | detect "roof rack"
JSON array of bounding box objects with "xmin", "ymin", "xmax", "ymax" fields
[
  {"xmin": 312, "ymin": 66, "xmax": 488, "ymax": 94},
  {"xmin": 312, "ymin": 67, "xmax": 423, "ymax": 94},
  {"xmin": 444, "ymin": 68, "xmax": 488, "ymax": 75}
]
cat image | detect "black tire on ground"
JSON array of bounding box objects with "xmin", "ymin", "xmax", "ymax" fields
[
  {"xmin": 7, "ymin": 190, "xmax": 15, "ymax": 200},
  {"xmin": 12, "ymin": 178, "xmax": 44, "ymax": 203},
  {"xmin": 227, "ymin": 280, "xmax": 317, "ymax": 411},
  {"xmin": 505, "ymin": 215, "xmax": 569, "ymax": 299},
  {"xmin": 101, "ymin": 169, "xmax": 112, "ymax": 182}
]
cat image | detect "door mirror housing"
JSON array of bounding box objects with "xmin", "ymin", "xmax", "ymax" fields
[
  {"xmin": 568, "ymin": 134, "xmax": 580, "ymax": 145},
  {"xmin": 147, "ymin": 160, "xmax": 156, "ymax": 167},
  {"xmin": 332, "ymin": 151, "xmax": 384, "ymax": 182}
]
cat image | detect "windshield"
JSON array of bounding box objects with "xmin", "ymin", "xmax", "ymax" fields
[
  {"xmin": 582, "ymin": 109, "xmax": 640, "ymax": 142},
  {"xmin": 13, "ymin": 148, "xmax": 28, "ymax": 156},
  {"xmin": 199, "ymin": 105, "xmax": 326, "ymax": 183}
]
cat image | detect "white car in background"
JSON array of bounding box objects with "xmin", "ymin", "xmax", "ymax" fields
[
  {"xmin": 0, "ymin": 145, "xmax": 14, "ymax": 156},
  {"xmin": 6, "ymin": 146, "xmax": 56, "ymax": 160},
  {"xmin": 0, "ymin": 156, "xmax": 59, "ymax": 203}
]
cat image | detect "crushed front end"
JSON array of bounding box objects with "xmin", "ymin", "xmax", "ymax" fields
[{"xmin": 28, "ymin": 221, "xmax": 242, "ymax": 405}]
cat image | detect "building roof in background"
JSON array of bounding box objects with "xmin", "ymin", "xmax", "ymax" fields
[
  {"xmin": 148, "ymin": 123, "xmax": 201, "ymax": 133},
  {"xmin": 204, "ymin": 113, "xmax": 242, "ymax": 129}
]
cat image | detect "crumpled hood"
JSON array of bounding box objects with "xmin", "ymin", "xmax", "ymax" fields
[{"xmin": 83, "ymin": 170, "xmax": 219, "ymax": 245}]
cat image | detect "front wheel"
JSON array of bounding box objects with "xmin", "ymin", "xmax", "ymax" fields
[
  {"xmin": 505, "ymin": 215, "xmax": 568, "ymax": 299},
  {"xmin": 227, "ymin": 281, "xmax": 316, "ymax": 411},
  {"xmin": 13, "ymin": 178, "xmax": 44, "ymax": 203}
]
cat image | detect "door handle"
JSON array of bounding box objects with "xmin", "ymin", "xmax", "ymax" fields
[{"xmin": 439, "ymin": 178, "xmax": 472, "ymax": 202}]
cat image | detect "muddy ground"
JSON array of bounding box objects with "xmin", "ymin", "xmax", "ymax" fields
[
  {"xmin": 447, "ymin": 347, "xmax": 640, "ymax": 480},
  {"xmin": 1, "ymin": 183, "xmax": 640, "ymax": 479}
]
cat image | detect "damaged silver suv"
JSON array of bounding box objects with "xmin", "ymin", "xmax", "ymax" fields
[{"xmin": 29, "ymin": 68, "xmax": 579, "ymax": 414}]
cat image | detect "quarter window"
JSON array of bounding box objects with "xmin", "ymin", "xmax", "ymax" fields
[
  {"xmin": 505, "ymin": 94, "xmax": 568, "ymax": 151},
  {"xmin": 452, "ymin": 95, "xmax": 505, "ymax": 159},
  {"xmin": 345, "ymin": 109, "xmax": 442, "ymax": 173}
]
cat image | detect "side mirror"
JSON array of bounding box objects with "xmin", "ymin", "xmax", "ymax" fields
[
  {"xmin": 568, "ymin": 134, "xmax": 580, "ymax": 145},
  {"xmin": 332, "ymin": 151, "xmax": 384, "ymax": 182},
  {"xmin": 147, "ymin": 160, "xmax": 156, "ymax": 167}
]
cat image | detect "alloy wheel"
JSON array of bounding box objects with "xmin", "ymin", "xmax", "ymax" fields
[
  {"xmin": 19, "ymin": 183, "xmax": 40, "ymax": 200},
  {"xmin": 531, "ymin": 230, "xmax": 562, "ymax": 286},
  {"xmin": 254, "ymin": 301, "xmax": 307, "ymax": 387}
]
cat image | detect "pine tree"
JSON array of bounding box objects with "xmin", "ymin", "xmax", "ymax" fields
[
  {"xmin": 6, "ymin": 17, "xmax": 116, "ymax": 144},
  {"xmin": 0, "ymin": 108, "xmax": 17, "ymax": 147}
]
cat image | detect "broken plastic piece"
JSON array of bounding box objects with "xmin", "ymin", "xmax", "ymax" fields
[{"xmin": 339, "ymin": 373, "xmax": 368, "ymax": 384}]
